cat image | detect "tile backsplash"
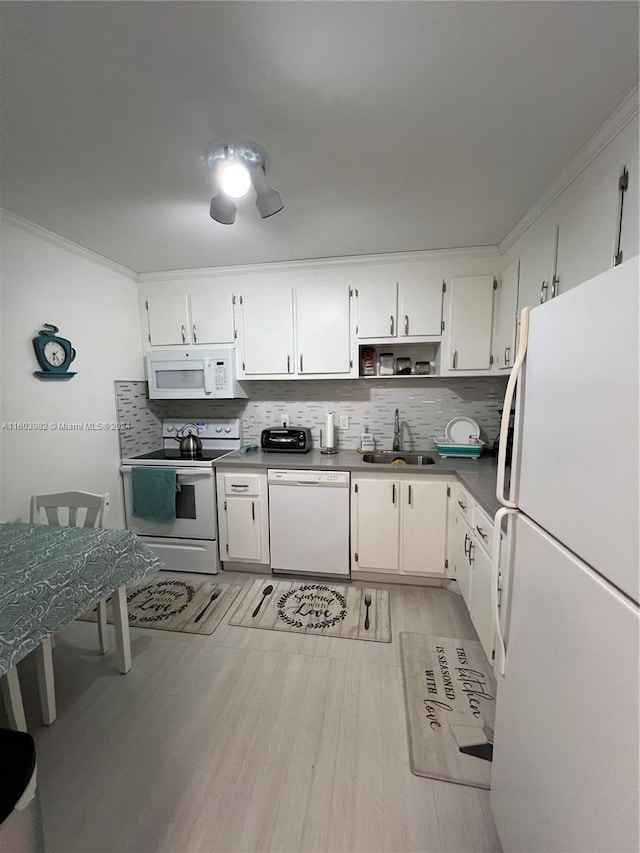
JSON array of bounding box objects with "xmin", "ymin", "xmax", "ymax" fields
[{"xmin": 115, "ymin": 377, "xmax": 508, "ymax": 456}]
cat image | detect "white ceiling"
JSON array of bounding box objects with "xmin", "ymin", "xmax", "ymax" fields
[{"xmin": 1, "ymin": 2, "xmax": 638, "ymax": 273}]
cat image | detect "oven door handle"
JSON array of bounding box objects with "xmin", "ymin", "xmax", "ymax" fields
[{"xmin": 120, "ymin": 466, "xmax": 213, "ymax": 477}]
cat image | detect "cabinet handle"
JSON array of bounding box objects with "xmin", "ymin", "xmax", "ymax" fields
[
  {"xmin": 540, "ymin": 281, "xmax": 548, "ymax": 304},
  {"xmin": 476, "ymin": 525, "xmax": 488, "ymax": 542},
  {"xmin": 251, "ymin": 501, "xmax": 255, "ymax": 522},
  {"xmin": 287, "ymin": 354, "xmax": 291, "ymax": 373},
  {"xmin": 551, "ymin": 274, "xmax": 559, "ymax": 299},
  {"xmin": 192, "ymin": 324, "xmax": 197, "ymax": 344},
  {"xmin": 181, "ymin": 325, "xmax": 186, "ymax": 343},
  {"xmin": 504, "ymin": 345, "xmax": 510, "ymax": 366},
  {"xmin": 468, "ymin": 539, "xmax": 475, "ymax": 564},
  {"xmin": 390, "ymin": 315, "xmax": 395, "ymax": 335},
  {"xmin": 452, "ymin": 349, "xmax": 458, "ymax": 369},
  {"xmin": 300, "ymin": 354, "xmax": 304, "ymax": 373},
  {"xmin": 408, "ymin": 484, "xmax": 412, "ymax": 505},
  {"xmin": 392, "ymin": 484, "xmax": 396, "ymax": 504},
  {"xmin": 231, "ymin": 484, "xmax": 249, "ymax": 491},
  {"xmin": 464, "ymin": 533, "xmax": 470, "ymax": 556},
  {"xmin": 457, "ymin": 500, "xmax": 467, "ymax": 511},
  {"xmin": 404, "ymin": 314, "xmax": 409, "ymax": 335}
]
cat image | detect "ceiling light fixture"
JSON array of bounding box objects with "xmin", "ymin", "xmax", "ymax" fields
[{"xmin": 205, "ymin": 138, "xmax": 284, "ymax": 225}]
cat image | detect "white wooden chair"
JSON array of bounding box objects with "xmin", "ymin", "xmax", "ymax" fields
[{"xmin": 1, "ymin": 491, "xmax": 111, "ymax": 730}]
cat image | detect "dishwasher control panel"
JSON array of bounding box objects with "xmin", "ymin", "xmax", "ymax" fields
[{"xmin": 267, "ymin": 469, "xmax": 350, "ymax": 486}]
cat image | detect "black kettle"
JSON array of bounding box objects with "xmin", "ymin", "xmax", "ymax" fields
[{"xmin": 175, "ymin": 424, "xmax": 202, "ymax": 458}]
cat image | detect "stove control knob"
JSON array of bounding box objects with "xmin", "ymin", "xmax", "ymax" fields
[
  {"xmin": 215, "ymin": 426, "xmax": 223, "ymax": 433},
  {"xmin": 166, "ymin": 425, "xmax": 175, "ymax": 433},
  {"xmin": 224, "ymin": 426, "xmax": 231, "ymax": 433}
]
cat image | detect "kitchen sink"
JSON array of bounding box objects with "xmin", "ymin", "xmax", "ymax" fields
[{"xmin": 362, "ymin": 452, "xmax": 436, "ymax": 465}]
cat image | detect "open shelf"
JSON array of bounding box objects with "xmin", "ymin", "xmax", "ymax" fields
[{"xmin": 358, "ymin": 342, "xmax": 441, "ymax": 378}]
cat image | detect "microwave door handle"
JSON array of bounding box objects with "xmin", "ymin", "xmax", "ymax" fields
[{"xmin": 204, "ymin": 359, "xmax": 214, "ymax": 395}]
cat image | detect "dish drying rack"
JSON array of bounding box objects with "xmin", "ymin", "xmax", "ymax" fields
[{"xmin": 432, "ymin": 437, "xmax": 485, "ymax": 458}]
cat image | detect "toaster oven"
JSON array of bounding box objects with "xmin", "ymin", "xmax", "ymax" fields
[{"xmin": 261, "ymin": 427, "xmax": 312, "ymax": 453}]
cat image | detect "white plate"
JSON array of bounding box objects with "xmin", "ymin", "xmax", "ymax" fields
[{"xmin": 444, "ymin": 417, "xmax": 481, "ymax": 445}]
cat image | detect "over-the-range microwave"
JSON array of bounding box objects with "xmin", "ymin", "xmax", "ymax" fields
[{"xmin": 146, "ymin": 348, "xmax": 247, "ymax": 400}]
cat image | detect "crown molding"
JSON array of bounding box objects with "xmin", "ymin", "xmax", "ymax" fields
[
  {"xmin": 499, "ymin": 85, "xmax": 639, "ymax": 254},
  {"xmin": 0, "ymin": 209, "xmax": 138, "ymax": 281},
  {"xmin": 137, "ymin": 244, "xmax": 501, "ymax": 283}
]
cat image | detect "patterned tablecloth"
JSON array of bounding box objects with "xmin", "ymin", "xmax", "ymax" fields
[{"xmin": 0, "ymin": 522, "xmax": 163, "ymax": 676}]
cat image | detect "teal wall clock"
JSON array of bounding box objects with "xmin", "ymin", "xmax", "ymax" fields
[{"xmin": 32, "ymin": 323, "xmax": 77, "ymax": 380}]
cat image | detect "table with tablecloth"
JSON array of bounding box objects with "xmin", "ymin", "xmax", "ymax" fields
[{"xmin": 0, "ymin": 522, "xmax": 162, "ymax": 696}]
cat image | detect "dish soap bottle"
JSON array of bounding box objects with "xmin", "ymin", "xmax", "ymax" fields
[{"xmin": 360, "ymin": 426, "xmax": 376, "ymax": 451}]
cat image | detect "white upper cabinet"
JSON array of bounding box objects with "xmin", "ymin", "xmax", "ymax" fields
[
  {"xmin": 239, "ymin": 282, "xmax": 294, "ymax": 376},
  {"xmin": 399, "ymin": 273, "xmax": 443, "ymax": 337},
  {"xmin": 296, "ymin": 283, "xmax": 353, "ymax": 375},
  {"xmin": 146, "ymin": 293, "xmax": 190, "ymax": 345},
  {"xmin": 356, "ymin": 270, "xmax": 443, "ymax": 340},
  {"xmin": 446, "ymin": 275, "xmax": 495, "ymax": 371},
  {"xmin": 494, "ymin": 259, "xmax": 520, "ymax": 371},
  {"xmin": 189, "ymin": 285, "xmax": 235, "ymax": 345},
  {"xmin": 357, "ymin": 279, "xmax": 398, "ymax": 338},
  {"xmin": 517, "ymin": 224, "xmax": 558, "ymax": 311}
]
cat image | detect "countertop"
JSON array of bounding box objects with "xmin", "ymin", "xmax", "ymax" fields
[{"xmin": 215, "ymin": 449, "xmax": 503, "ymax": 517}]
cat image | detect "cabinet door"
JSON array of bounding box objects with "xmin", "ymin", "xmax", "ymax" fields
[
  {"xmin": 468, "ymin": 541, "xmax": 494, "ymax": 663},
  {"xmin": 447, "ymin": 276, "xmax": 494, "ymax": 370},
  {"xmin": 190, "ymin": 286, "xmax": 235, "ymax": 345},
  {"xmin": 353, "ymin": 478, "xmax": 400, "ymax": 572},
  {"xmin": 453, "ymin": 511, "xmax": 473, "ymax": 607},
  {"xmin": 518, "ymin": 224, "xmax": 558, "ymax": 314},
  {"xmin": 147, "ymin": 294, "xmax": 190, "ymax": 346},
  {"xmin": 399, "ymin": 274, "xmax": 443, "ymax": 337},
  {"xmin": 296, "ymin": 284, "xmax": 352, "ymax": 375},
  {"xmin": 239, "ymin": 285, "xmax": 294, "ymax": 376},
  {"xmin": 401, "ymin": 480, "xmax": 448, "ymax": 574},
  {"xmin": 494, "ymin": 260, "xmax": 520, "ymax": 371},
  {"xmin": 357, "ymin": 281, "xmax": 398, "ymax": 338},
  {"xmin": 224, "ymin": 498, "xmax": 263, "ymax": 562}
]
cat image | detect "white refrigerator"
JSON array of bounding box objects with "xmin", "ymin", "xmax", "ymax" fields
[{"xmin": 489, "ymin": 257, "xmax": 639, "ymax": 853}]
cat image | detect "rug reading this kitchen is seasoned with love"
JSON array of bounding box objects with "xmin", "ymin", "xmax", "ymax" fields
[
  {"xmin": 228, "ymin": 578, "xmax": 391, "ymax": 643},
  {"xmin": 400, "ymin": 632, "xmax": 497, "ymax": 788}
]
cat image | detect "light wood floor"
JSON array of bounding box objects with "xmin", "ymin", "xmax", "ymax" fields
[{"xmin": 16, "ymin": 571, "xmax": 502, "ymax": 853}]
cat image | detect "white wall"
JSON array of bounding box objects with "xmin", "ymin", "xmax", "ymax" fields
[{"xmin": 0, "ymin": 214, "xmax": 144, "ymax": 527}]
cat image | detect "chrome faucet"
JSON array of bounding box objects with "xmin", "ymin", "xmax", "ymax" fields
[{"xmin": 392, "ymin": 408, "xmax": 401, "ymax": 451}]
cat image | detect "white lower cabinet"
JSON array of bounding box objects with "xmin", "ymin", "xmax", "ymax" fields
[
  {"xmin": 452, "ymin": 509, "xmax": 474, "ymax": 607},
  {"xmin": 447, "ymin": 486, "xmax": 496, "ymax": 663},
  {"xmin": 216, "ymin": 469, "xmax": 270, "ymax": 565},
  {"xmin": 352, "ymin": 477, "xmax": 400, "ymax": 572},
  {"xmin": 352, "ymin": 475, "xmax": 449, "ymax": 576},
  {"xmin": 467, "ymin": 538, "xmax": 494, "ymax": 661}
]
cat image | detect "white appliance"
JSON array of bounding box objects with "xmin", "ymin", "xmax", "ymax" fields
[
  {"xmin": 146, "ymin": 348, "xmax": 247, "ymax": 400},
  {"xmin": 268, "ymin": 469, "xmax": 350, "ymax": 577},
  {"xmin": 489, "ymin": 258, "xmax": 639, "ymax": 853},
  {"xmin": 121, "ymin": 418, "xmax": 242, "ymax": 574}
]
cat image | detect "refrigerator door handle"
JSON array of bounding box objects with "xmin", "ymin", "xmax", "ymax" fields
[
  {"xmin": 491, "ymin": 507, "xmax": 517, "ymax": 676},
  {"xmin": 496, "ymin": 306, "xmax": 532, "ymax": 509}
]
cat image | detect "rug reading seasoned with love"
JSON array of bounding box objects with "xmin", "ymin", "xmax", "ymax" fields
[
  {"xmin": 400, "ymin": 632, "xmax": 496, "ymax": 788},
  {"xmin": 229, "ymin": 579, "xmax": 391, "ymax": 643},
  {"xmin": 79, "ymin": 577, "xmax": 242, "ymax": 635}
]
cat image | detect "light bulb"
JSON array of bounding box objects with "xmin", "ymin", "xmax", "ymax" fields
[{"xmin": 218, "ymin": 162, "xmax": 251, "ymax": 199}]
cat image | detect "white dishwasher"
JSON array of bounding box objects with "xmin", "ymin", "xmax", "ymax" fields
[{"xmin": 267, "ymin": 469, "xmax": 350, "ymax": 577}]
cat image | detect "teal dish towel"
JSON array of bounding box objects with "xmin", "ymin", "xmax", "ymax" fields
[{"xmin": 131, "ymin": 467, "xmax": 180, "ymax": 523}]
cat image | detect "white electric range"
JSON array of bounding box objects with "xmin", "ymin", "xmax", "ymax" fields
[{"xmin": 120, "ymin": 418, "xmax": 242, "ymax": 574}]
